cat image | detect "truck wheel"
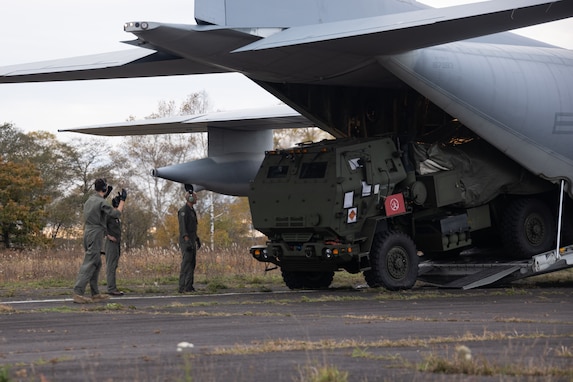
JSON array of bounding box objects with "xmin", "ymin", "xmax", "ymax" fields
[
  {"xmin": 502, "ymin": 198, "xmax": 555, "ymax": 259},
  {"xmin": 281, "ymin": 270, "xmax": 334, "ymax": 290},
  {"xmin": 364, "ymin": 231, "xmax": 418, "ymax": 291}
]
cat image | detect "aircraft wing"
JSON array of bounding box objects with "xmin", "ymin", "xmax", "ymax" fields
[
  {"xmin": 59, "ymin": 105, "xmax": 313, "ymax": 136},
  {"xmin": 0, "ymin": 24, "xmax": 258, "ymax": 83},
  {"xmin": 0, "ymin": 49, "xmax": 228, "ymax": 83},
  {"xmin": 234, "ymin": 0, "xmax": 572, "ymax": 54},
  {"xmin": 58, "ymin": 104, "xmax": 314, "ymax": 196},
  {"xmin": 2, "ymin": 1, "xmax": 570, "ymax": 86}
]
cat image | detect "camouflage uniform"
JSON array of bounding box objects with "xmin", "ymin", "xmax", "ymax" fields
[
  {"xmin": 178, "ymin": 203, "xmax": 198, "ymax": 292},
  {"xmin": 104, "ymin": 210, "xmax": 122, "ymax": 293},
  {"xmin": 73, "ymin": 193, "xmax": 121, "ymax": 296}
]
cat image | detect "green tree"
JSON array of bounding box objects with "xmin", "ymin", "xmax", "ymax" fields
[
  {"xmin": 0, "ymin": 124, "xmax": 74, "ymax": 245},
  {"xmin": 0, "ymin": 124, "xmax": 76, "ymax": 194},
  {"xmin": 0, "ymin": 123, "xmax": 31, "ymax": 158},
  {"xmin": 20, "ymin": 131, "xmax": 76, "ymax": 192},
  {"xmin": 0, "ymin": 158, "xmax": 49, "ymax": 248}
]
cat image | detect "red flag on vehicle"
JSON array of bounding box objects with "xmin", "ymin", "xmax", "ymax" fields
[{"xmin": 384, "ymin": 193, "xmax": 406, "ymax": 217}]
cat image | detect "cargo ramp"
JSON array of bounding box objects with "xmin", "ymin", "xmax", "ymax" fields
[{"xmin": 417, "ymin": 246, "xmax": 573, "ymax": 289}]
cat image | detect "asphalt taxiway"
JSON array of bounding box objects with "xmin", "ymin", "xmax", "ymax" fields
[{"xmin": 1, "ymin": 286, "xmax": 572, "ymax": 381}]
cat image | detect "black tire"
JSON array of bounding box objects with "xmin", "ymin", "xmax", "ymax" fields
[
  {"xmin": 363, "ymin": 231, "xmax": 418, "ymax": 291},
  {"xmin": 501, "ymin": 198, "xmax": 555, "ymax": 259},
  {"xmin": 281, "ymin": 270, "xmax": 334, "ymax": 290}
]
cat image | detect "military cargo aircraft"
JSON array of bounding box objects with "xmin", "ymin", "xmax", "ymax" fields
[
  {"xmin": 1, "ymin": 0, "xmax": 572, "ymax": 197},
  {"xmin": 1, "ymin": 0, "xmax": 573, "ymax": 288}
]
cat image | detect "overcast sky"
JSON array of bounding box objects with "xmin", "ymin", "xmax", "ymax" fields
[{"xmin": 0, "ymin": 0, "xmax": 572, "ymax": 137}]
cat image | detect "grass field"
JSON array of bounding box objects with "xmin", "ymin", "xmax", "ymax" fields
[
  {"xmin": 1, "ymin": 246, "xmax": 572, "ymax": 299},
  {"xmin": 0, "ymin": 246, "xmax": 369, "ymax": 299}
]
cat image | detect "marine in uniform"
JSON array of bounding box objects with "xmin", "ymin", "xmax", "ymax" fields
[
  {"xmin": 73, "ymin": 179, "xmax": 127, "ymax": 304},
  {"xmin": 105, "ymin": 194, "xmax": 124, "ymax": 296},
  {"xmin": 178, "ymin": 188, "xmax": 201, "ymax": 293}
]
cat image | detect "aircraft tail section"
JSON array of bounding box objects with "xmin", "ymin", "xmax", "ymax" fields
[{"xmin": 194, "ymin": 0, "xmax": 425, "ymax": 27}]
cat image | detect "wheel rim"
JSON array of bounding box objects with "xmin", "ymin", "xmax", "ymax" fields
[
  {"xmin": 524, "ymin": 213, "xmax": 545, "ymax": 246},
  {"xmin": 386, "ymin": 246, "xmax": 409, "ymax": 280}
]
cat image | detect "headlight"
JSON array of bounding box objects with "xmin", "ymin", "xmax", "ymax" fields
[{"xmin": 250, "ymin": 247, "xmax": 268, "ymax": 259}]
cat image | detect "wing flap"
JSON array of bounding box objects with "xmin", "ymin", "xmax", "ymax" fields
[
  {"xmin": 58, "ymin": 105, "xmax": 313, "ymax": 136},
  {"xmin": 234, "ymin": 0, "xmax": 573, "ymax": 55},
  {"xmin": 0, "ymin": 49, "xmax": 224, "ymax": 83}
]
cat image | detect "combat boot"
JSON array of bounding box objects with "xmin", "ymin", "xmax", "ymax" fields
[
  {"xmin": 73, "ymin": 294, "xmax": 93, "ymax": 304},
  {"xmin": 92, "ymin": 294, "xmax": 110, "ymax": 302}
]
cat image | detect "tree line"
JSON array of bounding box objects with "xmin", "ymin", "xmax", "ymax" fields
[{"xmin": 0, "ymin": 92, "xmax": 331, "ymax": 250}]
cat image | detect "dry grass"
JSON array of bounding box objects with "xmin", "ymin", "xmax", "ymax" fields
[
  {"xmin": 208, "ymin": 330, "xmax": 569, "ymax": 356},
  {"xmin": 418, "ymin": 344, "xmax": 573, "ymax": 378},
  {"xmin": 1, "ymin": 246, "xmax": 572, "ymax": 296},
  {"xmin": 0, "ymin": 246, "xmax": 279, "ymax": 294}
]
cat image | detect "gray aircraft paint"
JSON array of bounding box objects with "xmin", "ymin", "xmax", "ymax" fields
[
  {"xmin": 382, "ymin": 42, "xmax": 573, "ymax": 189},
  {"xmin": 0, "ymin": 0, "xmax": 571, "ymax": 196}
]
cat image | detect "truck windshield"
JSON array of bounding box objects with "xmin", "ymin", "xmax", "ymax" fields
[
  {"xmin": 299, "ymin": 162, "xmax": 327, "ymax": 178},
  {"xmin": 267, "ymin": 165, "xmax": 289, "ymax": 178}
]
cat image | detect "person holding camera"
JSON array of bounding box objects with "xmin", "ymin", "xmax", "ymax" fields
[
  {"xmin": 73, "ymin": 178, "xmax": 127, "ymax": 304},
  {"xmin": 178, "ymin": 187, "xmax": 201, "ymax": 293}
]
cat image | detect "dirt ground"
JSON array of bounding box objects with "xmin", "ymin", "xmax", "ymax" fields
[{"xmin": 1, "ymin": 281, "xmax": 572, "ymax": 382}]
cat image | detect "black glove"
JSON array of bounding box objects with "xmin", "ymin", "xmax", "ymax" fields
[
  {"xmin": 103, "ymin": 185, "xmax": 113, "ymax": 199},
  {"xmin": 196, "ymin": 237, "xmax": 202, "ymax": 249},
  {"xmin": 112, "ymin": 194, "xmax": 121, "ymax": 208},
  {"xmin": 121, "ymin": 188, "xmax": 128, "ymax": 201}
]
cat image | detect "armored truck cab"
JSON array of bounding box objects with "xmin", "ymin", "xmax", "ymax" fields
[{"xmin": 249, "ymin": 137, "xmax": 408, "ymax": 286}]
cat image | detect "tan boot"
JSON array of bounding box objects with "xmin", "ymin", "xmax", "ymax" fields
[
  {"xmin": 73, "ymin": 294, "xmax": 93, "ymax": 304},
  {"xmin": 92, "ymin": 294, "xmax": 110, "ymax": 302}
]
